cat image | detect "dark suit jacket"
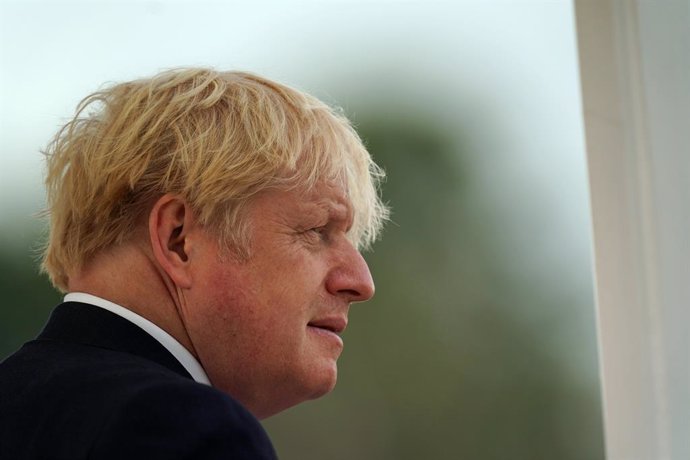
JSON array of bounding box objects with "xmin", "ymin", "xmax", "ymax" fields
[{"xmin": 0, "ymin": 302, "xmax": 278, "ymax": 460}]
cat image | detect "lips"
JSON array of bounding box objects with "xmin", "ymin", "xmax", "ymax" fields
[{"xmin": 307, "ymin": 316, "xmax": 347, "ymax": 335}]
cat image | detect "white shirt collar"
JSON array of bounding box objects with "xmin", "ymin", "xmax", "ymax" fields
[{"xmin": 64, "ymin": 292, "xmax": 211, "ymax": 386}]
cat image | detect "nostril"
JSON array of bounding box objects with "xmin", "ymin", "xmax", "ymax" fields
[
  {"xmin": 339, "ymin": 289, "xmax": 362, "ymax": 300},
  {"xmin": 329, "ymin": 276, "xmax": 374, "ymax": 303},
  {"xmin": 336, "ymin": 277, "xmax": 374, "ymax": 303}
]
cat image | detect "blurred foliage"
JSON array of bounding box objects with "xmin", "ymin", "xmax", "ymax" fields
[
  {"xmin": 0, "ymin": 233, "xmax": 61, "ymax": 356},
  {"xmin": 0, "ymin": 113, "xmax": 604, "ymax": 459}
]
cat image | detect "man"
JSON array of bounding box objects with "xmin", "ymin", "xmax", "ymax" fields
[{"xmin": 0, "ymin": 68, "xmax": 388, "ymax": 459}]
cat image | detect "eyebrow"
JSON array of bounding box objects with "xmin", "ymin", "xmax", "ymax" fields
[
  {"xmin": 302, "ymin": 198, "xmax": 353, "ymax": 227},
  {"xmin": 328, "ymin": 201, "xmax": 354, "ymax": 232}
]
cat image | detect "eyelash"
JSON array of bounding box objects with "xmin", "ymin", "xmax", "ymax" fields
[{"xmin": 304, "ymin": 226, "xmax": 329, "ymax": 242}]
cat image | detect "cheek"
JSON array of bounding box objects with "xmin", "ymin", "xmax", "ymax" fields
[
  {"xmin": 198, "ymin": 267, "xmax": 304, "ymax": 356},
  {"xmin": 192, "ymin": 254, "xmax": 328, "ymax": 363}
]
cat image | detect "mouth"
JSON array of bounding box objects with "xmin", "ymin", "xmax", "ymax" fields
[
  {"xmin": 307, "ymin": 316, "xmax": 347, "ymax": 335},
  {"xmin": 307, "ymin": 316, "xmax": 347, "ymax": 348}
]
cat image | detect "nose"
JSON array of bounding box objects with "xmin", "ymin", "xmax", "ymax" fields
[{"xmin": 326, "ymin": 242, "xmax": 375, "ymax": 303}]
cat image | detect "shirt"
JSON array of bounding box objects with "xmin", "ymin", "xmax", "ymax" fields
[{"xmin": 64, "ymin": 292, "xmax": 211, "ymax": 385}]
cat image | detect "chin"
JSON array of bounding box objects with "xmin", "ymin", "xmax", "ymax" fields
[
  {"xmin": 250, "ymin": 362, "xmax": 340, "ymax": 419},
  {"xmin": 304, "ymin": 362, "xmax": 338, "ymax": 401}
]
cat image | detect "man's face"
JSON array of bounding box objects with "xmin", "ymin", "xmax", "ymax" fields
[{"xmin": 183, "ymin": 181, "xmax": 375, "ymax": 418}]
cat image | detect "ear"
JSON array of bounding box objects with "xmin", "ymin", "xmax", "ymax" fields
[{"xmin": 148, "ymin": 194, "xmax": 196, "ymax": 289}]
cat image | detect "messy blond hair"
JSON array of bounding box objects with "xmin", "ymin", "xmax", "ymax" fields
[{"xmin": 41, "ymin": 68, "xmax": 388, "ymax": 291}]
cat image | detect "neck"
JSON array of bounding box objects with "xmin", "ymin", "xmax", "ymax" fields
[{"xmin": 67, "ymin": 243, "xmax": 198, "ymax": 358}]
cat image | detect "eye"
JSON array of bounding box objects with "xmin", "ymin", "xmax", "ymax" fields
[
  {"xmin": 309, "ymin": 226, "xmax": 326, "ymax": 236},
  {"xmin": 302, "ymin": 225, "xmax": 329, "ymax": 243}
]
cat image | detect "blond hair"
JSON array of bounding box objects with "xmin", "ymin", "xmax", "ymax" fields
[{"xmin": 42, "ymin": 68, "xmax": 388, "ymax": 291}]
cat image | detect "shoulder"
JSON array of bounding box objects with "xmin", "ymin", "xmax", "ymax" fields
[
  {"xmin": 90, "ymin": 378, "xmax": 277, "ymax": 460},
  {"xmin": 1, "ymin": 340, "xmax": 277, "ymax": 460}
]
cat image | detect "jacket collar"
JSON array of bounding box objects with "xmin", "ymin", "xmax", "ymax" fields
[{"xmin": 37, "ymin": 302, "xmax": 193, "ymax": 380}]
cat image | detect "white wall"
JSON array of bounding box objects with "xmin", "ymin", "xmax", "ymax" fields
[{"xmin": 575, "ymin": 1, "xmax": 689, "ymax": 459}]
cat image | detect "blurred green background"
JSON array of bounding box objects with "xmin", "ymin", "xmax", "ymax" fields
[{"xmin": 1, "ymin": 1, "xmax": 604, "ymax": 459}]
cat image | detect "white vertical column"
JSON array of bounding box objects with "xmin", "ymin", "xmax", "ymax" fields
[{"xmin": 574, "ymin": 1, "xmax": 689, "ymax": 460}]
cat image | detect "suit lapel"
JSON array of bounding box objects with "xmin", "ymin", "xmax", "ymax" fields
[{"xmin": 37, "ymin": 302, "xmax": 193, "ymax": 380}]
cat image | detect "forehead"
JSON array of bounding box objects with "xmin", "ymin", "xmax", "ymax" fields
[{"xmin": 251, "ymin": 181, "xmax": 353, "ymax": 220}]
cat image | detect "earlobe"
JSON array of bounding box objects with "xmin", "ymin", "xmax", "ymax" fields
[{"xmin": 149, "ymin": 195, "xmax": 194, "ymax": 289}]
